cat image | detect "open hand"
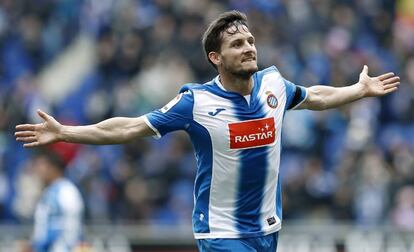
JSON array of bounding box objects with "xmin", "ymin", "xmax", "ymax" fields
[
  {"xmin": 15, "ymin": 110, "xmax": 62, "ymax": 147},
  {"xmin": 358, "ymin": 65, "xmax": 400, "ymax": 97}
]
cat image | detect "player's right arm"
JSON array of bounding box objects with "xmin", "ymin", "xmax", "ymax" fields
[{"xmin": 15, "ymin": 110, "xmax": 155, "ymax": 147}]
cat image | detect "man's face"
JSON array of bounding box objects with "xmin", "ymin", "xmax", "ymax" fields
[
  {"xmin": 33, "ymin": 157, "xmax": 54, "ymax": 184},
  {"xmin": 217, "ymin": 24, "xmax": 258, "ymax": 78}
]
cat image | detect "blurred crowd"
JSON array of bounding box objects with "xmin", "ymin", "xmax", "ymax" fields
[{"xmin": 0, "ymin": 0, "xmax": 413, "ymax": 231}]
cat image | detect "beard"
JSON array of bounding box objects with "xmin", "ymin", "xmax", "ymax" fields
[{"xmin": 224, "ymin": 62, "xmax": 258, "ymax": 80}]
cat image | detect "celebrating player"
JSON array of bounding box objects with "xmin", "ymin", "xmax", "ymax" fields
[{"xmin": 15, "ymin": 11, "xmax": 400, "ymax": 252}]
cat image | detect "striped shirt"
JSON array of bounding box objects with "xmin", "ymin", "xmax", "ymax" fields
[
  {"xmin": 32, "ymin": 178, "xmax": 84, "ymax": 252},
  {"xmin": 145, "ymin": 66, "xmax": 307, "ymax": 239}
]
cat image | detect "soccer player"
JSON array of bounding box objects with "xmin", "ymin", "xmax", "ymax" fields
[
  {"xmin": 15, "ymin": 11, "xmax": 399, "ymax": 252},
  {"xmin": 23, "ymin": 151, "xmax": 84, "ymax": 252}
]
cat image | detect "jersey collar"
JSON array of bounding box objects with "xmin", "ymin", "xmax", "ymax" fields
[{"xmin": 208, "ymin": 74, "xmax": 261, "ymax": 101}]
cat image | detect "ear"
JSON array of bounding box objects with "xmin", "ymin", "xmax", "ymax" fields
[{"xmin": 208, "ymin": 51, "xmax": 221, "ymax": 67}]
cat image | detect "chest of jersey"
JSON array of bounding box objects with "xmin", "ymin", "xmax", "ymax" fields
[{"xmin": 192, "ymin": 75, "xmax": 286, "ymax": 152}]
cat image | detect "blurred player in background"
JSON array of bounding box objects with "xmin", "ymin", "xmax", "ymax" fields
[
  {"xmin": 15, "ymin": 11, "xmax": 400, "ymax": 252},
  {"xmin": 20, "ymin": 150, "xmax": 84, "ymax": 252}
]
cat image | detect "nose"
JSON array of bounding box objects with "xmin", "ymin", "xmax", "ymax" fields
[{"xmin": 243, "ymin": 42, "xmax": 255, "ymax": 54}]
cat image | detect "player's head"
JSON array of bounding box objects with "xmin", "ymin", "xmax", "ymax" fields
[
  {"xmin": 202, "ymin": 10, "xmax": 258, "ymax": 79},
  {"xmin": 32, "ymin": 149, "xmax": 66, "ymax": 185}
]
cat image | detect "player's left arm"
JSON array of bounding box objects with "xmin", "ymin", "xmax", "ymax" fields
[{"xmin": 296, "ymin": 65, "xmax": 400, "ymax": 110}]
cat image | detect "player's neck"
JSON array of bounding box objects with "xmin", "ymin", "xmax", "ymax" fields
[
  {"xmin": 45, "ymin": 173, "xmax": 64, "ymax": 186},
  {"xmin": 219, "ymin": 72, "xmax": 253, "ymax": 96}
]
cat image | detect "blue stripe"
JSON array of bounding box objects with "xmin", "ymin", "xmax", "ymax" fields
[
  {"xmin": 34, "ymin": 182, "xmax": 64, "ymax": 251},
  {"xmin": 189, "ymin": 121, "xmax": 213, "ymax": 234},
  {"xmin": 276, "ymin": 174, "xmax": 282, "ymax": 220},
  {"xmin": 234, "ymin": 146, "xmax": 269, "ymax": 234},
  {"xmin": 284, "ymin": 79, "xmax": 307, "ymax": 110},
  {"xmin": 232, "ymin": 72, "xmax": 269, "ymax": 234},
  {"xmin": 197, "ymin": 232, "xmax": 279, "ymax": 251}
]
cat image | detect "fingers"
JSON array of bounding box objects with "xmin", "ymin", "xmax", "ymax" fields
[
  {"xmin": 383, "ymin": 76, "xmax": 400, "ymax": 85},
  {"xmin": 16, "ymin": 136, "xmax": 37, "ymax": 143},
  {"xmin": 377, "ymin": 72, "xmax": 396, "ymax": 81},
  {"xmin": 384, "ymin": 87, "xmax": 398, "ymax": 94},
  {"xmin": 23, "ymin": 142, "xmax": 40, "ymax": 148},
  {"xmin": 37, "ymin": 109, "xmax": 50, "ymax": 121},
  {"xmin": 16, "ymin": 134, "xmax": 40, "ymax": 148},
  {"xmin": 15, "ymin": 109, "xmax": 55, "ymax": 148},
  {"xmin": 15, "ymin": 131, "xmax": 35, "ymax": 137},
  {"xmin": 15, "ymin": 124, "xmax": 36, "ymax": 131},
  {"xmin": 362, "ymin": 65, "xmax": 369, "ymax": 75},
  {"xmin": 381, "ymin": 75, "xmax": 400, "ymax": 93},
  {"xmin": 15, "ymin": 125, "xmax": 40, "ymax": 147},
  {"xmin": 384, "ymin": 82, "xmax": 400, "ymax": 91}
]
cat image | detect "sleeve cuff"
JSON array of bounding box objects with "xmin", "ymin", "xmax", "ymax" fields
[
  {"xmin": 290, "ymin": 87, "xmax": 308, "ymax": 110},
  {"xmin": 143, "ymin": 115, "xmax": 162, "ymax": 139}
]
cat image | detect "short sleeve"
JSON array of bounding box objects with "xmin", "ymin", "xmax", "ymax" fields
[
  {"xmin": 144, "ymin": 91, "xmax": 194, "ymax": 138},
  {"xmin": 284, "ymin": 79, "xmax": 308, "ymax": 110}
]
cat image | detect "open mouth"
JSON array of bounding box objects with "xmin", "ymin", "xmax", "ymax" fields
[{"xmin": 242, "ymin": 57, "xmax": 256, "ymax": 62}]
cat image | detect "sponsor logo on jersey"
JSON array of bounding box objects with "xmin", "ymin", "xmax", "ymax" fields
[
  {"xmin": 228, "ymin": 117, "xmax": 275, "ymax": 149},
  {"xmin": 266, "ymin": 91, "xmax": 278, "ymax": 109},
  {"xmin": 160, "ymin": 93, "xmax": 183, "ymax": 113},
  {"xmin": 208, "ymin": 108, "xmax": 226, "ymax": 116}
]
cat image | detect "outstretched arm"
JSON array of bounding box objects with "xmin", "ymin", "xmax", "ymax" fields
[
  {"xmin": 297, "ymin": 65, "xmax": 400, "ymax": 110},
  {"xmin": 15, "ymin": 110, "xmax": 155, "ymax": 147}
]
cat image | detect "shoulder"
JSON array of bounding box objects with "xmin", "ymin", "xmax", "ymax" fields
[
  {"xmin": 56, "ymin": 180, "xmax": 83, "ymax": 212},
  {"xmin": 255, "ymin": 66, "xmax": 280, "ymax": 78},
  {"xmin": 254, "ymin": 66, "xmax": 283, "ymax": 84},
  {"xmin": 179, "ymin": 81, "xmax": 213, "ymax": 94},
  {"xmin": 154, "ymin": 83, "xmax": 203, "ymax": 115},
  {"xmin": 254, "ymin": 66, "xmax": 285, "ymax": 88},
  {"xmin": 176, "ymin": 81, "xmax": 219, "ymax": 102}
]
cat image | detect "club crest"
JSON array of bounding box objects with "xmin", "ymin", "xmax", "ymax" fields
[{"xmin": 266, "ymin": 91, "xmax": 278, "ymax": 109}]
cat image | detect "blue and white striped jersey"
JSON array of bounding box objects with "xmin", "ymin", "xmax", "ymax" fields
[
  {"xmin": 32, "ymin": 178, "xmax": 84, "ymax": 252},
  {"xmin": 144, "ymin": 66, "xmax": 307, "ymax": 239}
]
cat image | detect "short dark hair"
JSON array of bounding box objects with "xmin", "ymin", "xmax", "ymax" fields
[
  {"xmin": 202, "ymin": 10, "xmax": 249, "ymax": 69},
  {"xmin": 34, "ymin": 148, "xmax": 66, "ymax": 173}
]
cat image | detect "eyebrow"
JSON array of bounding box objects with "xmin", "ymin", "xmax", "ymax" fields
[{"xmin": 228, "ymin": 34, "xmax": 255, "ymax": 44}]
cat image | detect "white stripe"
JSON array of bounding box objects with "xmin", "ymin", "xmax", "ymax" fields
[
  {"xmin": 143, "ymin": 115, "xmax": 161, "ymax": 139},
  {"xmin": 192, "ymin": 89, "xmax": 240, "ymax": 235},
  {"xmin": 259, "ymin": 71, "xmax": 286, "ymax": 232},
  {"xmin": 194, "ymin": 223, "xmax": 281, "ymax": 239},
  {"xmin": 214, "ymin": 76, "xmax": 227, "ymax": 91}
]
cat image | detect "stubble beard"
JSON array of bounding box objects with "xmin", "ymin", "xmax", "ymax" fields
[{"xmin": 225, "ymin": 64, "xmax": 258, "ymax": 80}]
